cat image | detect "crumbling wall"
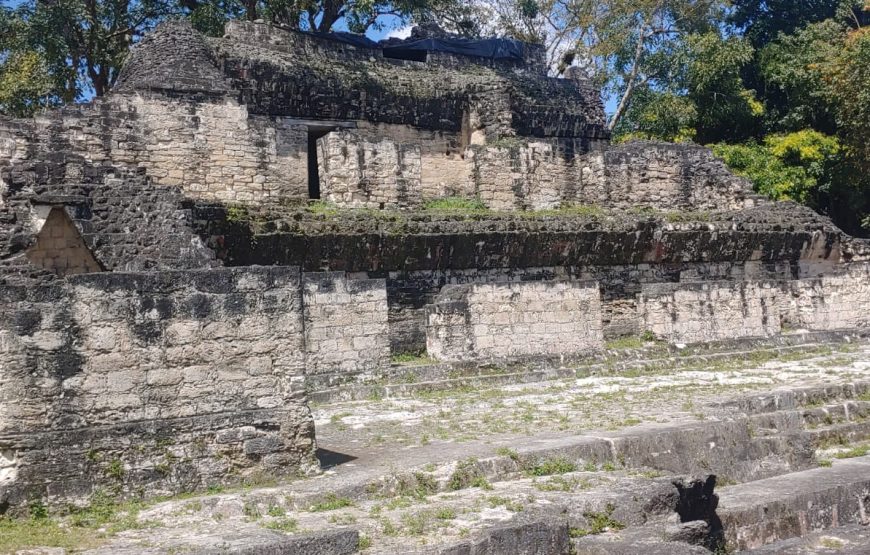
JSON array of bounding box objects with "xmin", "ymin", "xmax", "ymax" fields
[
  {"xmin": 302, "ymin": 272, "xmax": 390, "ymax": 375},
  {"xmin": 0, "ymin": 131, "xmax": 217, "ymax": 272},
  {"xmin": 578, "ymin": 142, "xmax": 765, "ymax": 211},
  {"xmin": 216, "ymin": 21, "xmax": 606, "ymax": 140},
  {"xmin": 784, "ymin": 264, "xmax": 870, "ymax": 330},
  {"xmin": 469, "ymin": 143, "xmax": 571, "ymax": 211},
  {"xmin": 120, "ymin": 95, "xmax": 309, "ymax": 203},
  {"xmin": 0, "ymin": 266, "xmax": 317, "ymax": 506},
  {"xmin": 638, "ymin": 281, "xmax": 781, "ymax": 345},
  {"xmin": 426, "ymin": 281, "xmax": 603, "ymax": 361}
]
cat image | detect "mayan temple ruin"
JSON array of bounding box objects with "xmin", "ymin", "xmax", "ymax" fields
[{"xmin": 1, "ymin": 17, "xmax": 870, "ymax": 554}]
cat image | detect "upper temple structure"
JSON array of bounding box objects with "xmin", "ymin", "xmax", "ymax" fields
[{"xmin": 2, "ymin": 20, "xmax": 870, "ymax": 550}]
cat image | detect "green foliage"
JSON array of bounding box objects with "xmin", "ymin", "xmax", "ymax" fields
[
  {"xmin": 757, "ymin": 20, "xmax": 844, "ymax": 132},
  {"xmin": 711, "ymin": 130, "xmax": 841, "ymax": 203},
  {"xmin": 447, "ymin": 458, "xmax": 491, "ymax": 490},
  {"xmin": 423, "ymin": 197, "xmax": 489, "ymax": 213},
  {"xmin": 824, "ymin": 27, "xmax": 870, "ymax": 172},
  {"xmin": 264, "ymin": 517, "xmax": 298, "ymax": 532},
  {"xmin": 308, "ymin": 493, "xmax": 354, "ymax": 512},
  {"xmin": 614, "ymin": 90, "xmax": 697, "ymax": 143},
  {"xmin": 524, "ymin": 456, "xmax": 576, "ymax": 477},
  {"xmin": 0, "ymin": 50, "xmax": 60, "ymax": 117},
  {"xmin": 390, "ymin": 351, "xmax": 436, "ymax": 365},
  {"xmin": 569, "ymin": 503, "xmax": 625, "ymax": 537}
]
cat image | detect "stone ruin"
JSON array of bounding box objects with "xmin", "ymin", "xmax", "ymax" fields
[{"xmin": 1, "ymin": 18, "xmax": 870, "ymax": 554}]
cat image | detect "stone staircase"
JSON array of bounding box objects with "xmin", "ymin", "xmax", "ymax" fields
[{"xmin": 22, "ymin": 340, "xmax": 870, "ymax": 554}]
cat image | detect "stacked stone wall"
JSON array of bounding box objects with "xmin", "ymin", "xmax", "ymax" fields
[
  {"xmin": 784, "ymin": 264, "xmax": 870, "ymax": 331},
  {"xmin": 302, "ymin": 272, "xmax": 391, "ymax": 374},
  {"xmin": 318, "ymin": 131, "xmax": 423, "ymax": 208},
  {"xmin": 0, "ymin": 267, "xmax": 317, "ymax": 506},
  {"xmin": 638, "ymin": 281, "xmax": 781, "ymax": 345},
  {"xmin": 577, "ymin": 142, "xmax": 764, "ymax": 211},
  {"xmin": 426, "ymin": 281, "xmax": 603, "ymax": 361}
]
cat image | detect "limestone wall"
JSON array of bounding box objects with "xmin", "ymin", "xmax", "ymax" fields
[
  {"xmin": 0, "ymin": 94, "xmax": 309, "ymax": 207},
  {"xmin": 638, "ymin": 281, "xmax": 781, "ymax": 345},
  {"xmin": 122, "ymin": 95, "xmax": 309, "ymax": 203},
  {"xmin": 577, "ymin": 142, "xmax": 763, "ymax": 211},
  {"xmin": 302, "ymin": 272, "xmax": 391, "ymax": 374},
  {"xmin": 0, "ymin": 267, "xmax": 317, "ymax": 506},
  {"xmin": 784, "ymin": 264, "xmax": 870, "ymax": 331},
  {"xmin": 469, "ymin": 143, "xmax": 570, "ymax": 211},
  {"xmin": 426, "ymin": 281, "xmax": 603, "ymax": 361},
  {"xmin": 318, "ymin": 130, "xmax": 423, "ymax": 208}
]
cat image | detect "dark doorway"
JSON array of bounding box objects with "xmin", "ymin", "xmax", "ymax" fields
[{"xmin": 307, "ymin": 128, "xmax": 331, "ymax": 199}]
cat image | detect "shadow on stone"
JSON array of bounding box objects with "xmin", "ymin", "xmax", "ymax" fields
[{"xmin": 317, "ymin": 448, "xmax": 357, "ymax": 469}]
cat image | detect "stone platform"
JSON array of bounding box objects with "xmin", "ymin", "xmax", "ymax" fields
[{"xmin": 6, "ymin": 335, "xmax": 868, "ymax": 554}]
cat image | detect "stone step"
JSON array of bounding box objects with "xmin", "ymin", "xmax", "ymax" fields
[
  {"xmin": 718, "ymin": 455, "xmax": 870, "ymax": 551},
  {"xmin": 739, "ymin": 523, "xmax": 870, "ymax": 554},
  {"xmin": 309, "ymin": 339, "xmax": 852, "ymax": 404},
  {"xmin": 725, "ymin": 381, "xmax": 870, "ymax": 415}
]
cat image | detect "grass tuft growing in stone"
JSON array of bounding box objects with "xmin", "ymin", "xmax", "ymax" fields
[
  {"xmin": 309, "ymin": 493, "xmax": 354, "ymax": 512},
  {"xmin": 569, "ymin": 504, "xmax": 625, "ymax": 537},
  {"xmin": 423, "ymin": 197, "xmax": 489, "ymax": 213},
  {"xmin": 448, "ymin": 458, "xmax": 492, "ymax": 491},
  {"xmin": 525, "ymin": 456, "xmax": 576, "ymax": 477},
  {"xmin": 834, "ymin": 444, "xmax": 870, "ymax": 459},
  {"xmin": 264, "ymin": 517, "xmax": 298, "ymax": 533},
  {"xmin": 391, "ymin": 351, "xmax": 437, "ymax": 366}
]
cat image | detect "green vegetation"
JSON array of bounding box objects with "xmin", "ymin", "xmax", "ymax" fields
[
  {"xmin": 264, "ymin": 518, "xmax": 299, "ymax": 533},
  {"xmin": 306, "ymin": 200, "xmax": 340, "ymax": 216},
  {"xmin": 495, "ymin": 447, "xmax": 520, "ymax": 461},
  {"xmin": 308, "ymin": 493, "xmax": 354, "ymax": 512},
  {"xmin": 391, "ymin": 351, "xmax": 437, "ymax": 366},
  {"xmin": 524, "ymin": 456, "xmax": 577, "ymax": 477},
  {"xmin": 358, "ymin": 534, "xmax": 373, "ymax": 550},
  {"xmin": 486, "ymin": 495, "xmax": 524, "ymax": 512},
  {"xmin": 423, "ymin": 197, "xmax": 489, "ymax": 214},
  {"xmin": 534, "ymin": 475, "xmax": 591, "ymax": 492},
  {"xmin": 225, "ymin": 204, "xmax": 250, "ymax": 223},
  {"xmin": 834, "ymin": 444, "xmax": 870, "ymax": 459},
  {"xmin": 0, "ymin": 490, "xmax": 156, "ymax": 552},
  {"xmin": 448, "ymin": 458, "xmax": 492, "ymax": 491},
  {"xmin": 569, "ymin": 504, "xmax": 626, "ymax": 537}
]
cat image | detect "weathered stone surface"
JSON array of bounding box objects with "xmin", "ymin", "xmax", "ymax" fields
[
  {"xmin": 718, "ymin": 456, "xmax": 870, "ymax": 551},
  {"xmin": 638, "ymin": 281, "xmax": 781, "ymax": 345},
  {"xmin": 784, "ymin": 263, "xmax": 870, "ymax": 331},
  {"xmin": 0, "ymin": 266, "xmax": 318, "ymax": 507},
  {"xmin": 302, "ymin": 272, "xmax": 390, "ymax": 375},
  {"xmin": 426, "ymin": 280, "xmax": 603, "ymax": 361}
]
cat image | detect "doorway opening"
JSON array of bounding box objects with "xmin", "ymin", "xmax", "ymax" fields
[{"xmin": 307, "ymin": 127, "xmax": 333, "ymax": 199}]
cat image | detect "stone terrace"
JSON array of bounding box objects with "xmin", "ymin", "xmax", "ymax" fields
[{"xmin": 32, "ymin": 335, "xmax": 870, "ymax": 554}]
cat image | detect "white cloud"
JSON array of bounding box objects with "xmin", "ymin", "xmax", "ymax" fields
[{"xmin": 385, "ymin": 25, "xmax": 413, "ymax": 40}]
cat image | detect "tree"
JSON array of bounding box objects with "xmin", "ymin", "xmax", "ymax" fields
[
  {"xmin": 822, "ymin": 27, "xmax": 870, "ymax": 172},
  {"xmin": 0, "ymin": 0, "xmax": 173, "ymax": 105},
  {"xmin": 757, "ymin": 20, "xmax": 843, "ymax": 134},
  {"xmin": 613, "ymin": 31, "xmax": 761, "ymax": 143},
  {"xmin": 181, "ymin": 0, "xmax": 466, "ymax": 34},
  {"xmin": 731, "ymin": 0, "xmax": 847, "ymax": 47},
  {"xmin": 457, "ymin": 1, "xmax": 731, "ymax": 131}
]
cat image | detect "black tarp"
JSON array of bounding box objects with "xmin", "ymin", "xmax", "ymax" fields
[
  {"xmin": 310, "ymin": 30, "xmax": 526, "ymax": 62},
  {"xmin": 322, "ymin": 31, "xmax": 379, "ymax": 49},
  {"xmin": 382, "ymin": 37, "xmax": 526, "ymax": 61}
]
